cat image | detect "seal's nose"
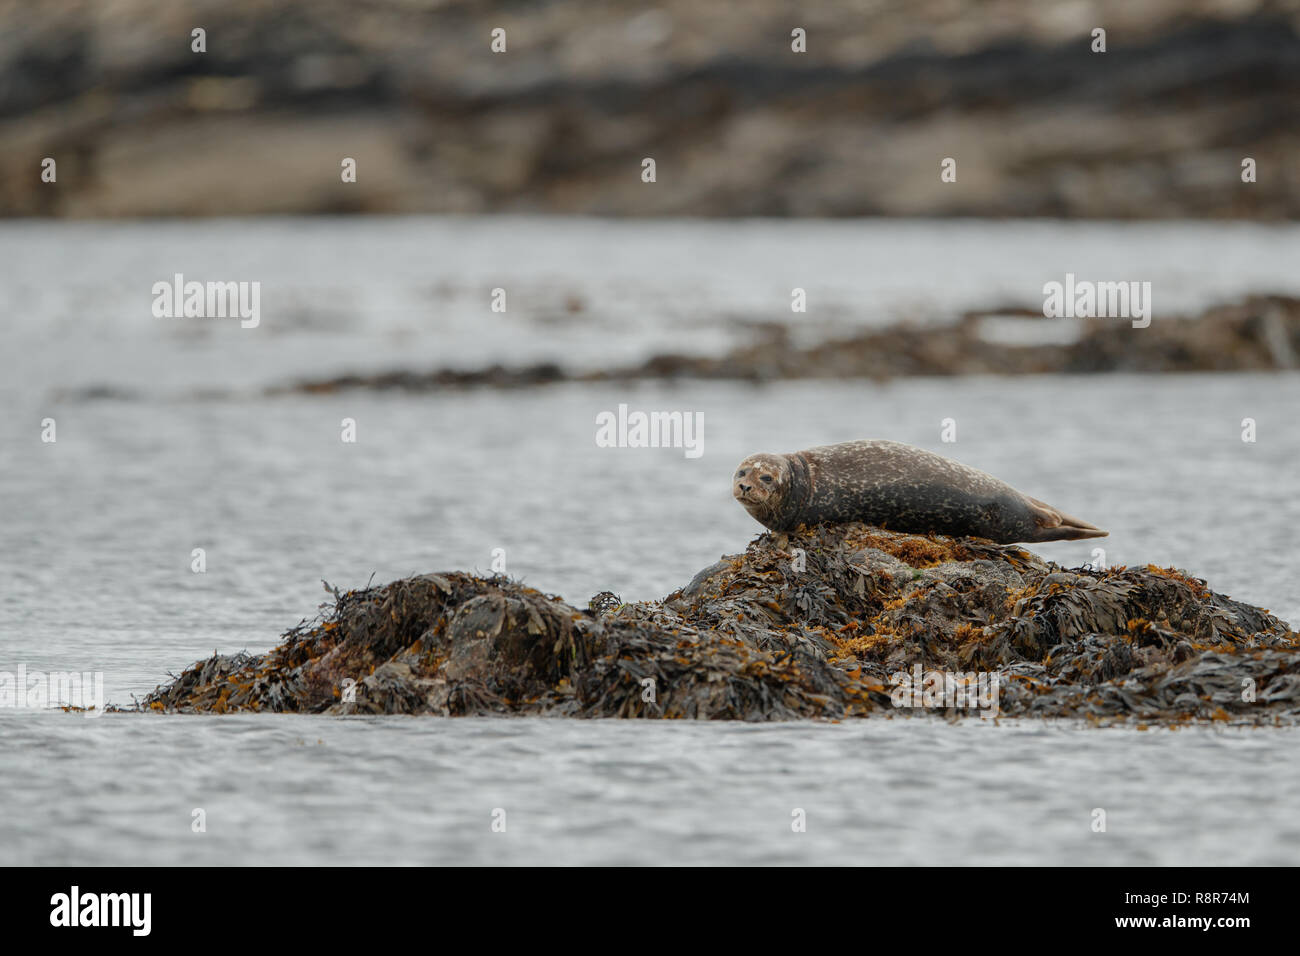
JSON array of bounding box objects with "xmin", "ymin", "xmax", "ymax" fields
[{"xmin": 738, "ymin": 482, "xmax": 752, "ymax": 493}]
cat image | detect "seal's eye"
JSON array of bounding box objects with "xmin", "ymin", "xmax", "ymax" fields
[
  {"xmin": 760, "ymin": 474, "xmax": 773, "ymax": 483},
  {"xmin": 737, "ymin": 469, "xmax": 747, "ymax": 477}
]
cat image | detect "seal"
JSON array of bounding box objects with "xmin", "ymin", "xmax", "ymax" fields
[{"xmin": 732, "ymin": 439, "xmax": 1106, "ymax": 543}]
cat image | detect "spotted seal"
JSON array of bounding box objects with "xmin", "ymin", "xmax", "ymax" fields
[{"xmin": 732, "ymin": 440, "xmax": 1106, "ymax": 543}]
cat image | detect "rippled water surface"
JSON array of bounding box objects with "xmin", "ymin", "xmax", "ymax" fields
[
  {"xmin": 2, "ymin": 713, "xmax": 1296, "ymax": 865},
  {"xmin": 2, "ymin": 217, "xmax": 1298, "ymax": 864}
]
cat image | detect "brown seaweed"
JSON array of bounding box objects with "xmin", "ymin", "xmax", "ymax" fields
[
  {"xmin": 274, "ymin": 296, "xmax": 1300, "ymax": 395},
  {"xmin": 139, "ymin": 524, "xmax": 1300, "ymax": 725}
]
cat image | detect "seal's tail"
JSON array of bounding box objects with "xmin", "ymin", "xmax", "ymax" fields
[{"xmin": 1025, "ymin": 496, "xmax": 1109, "ymax": 542}]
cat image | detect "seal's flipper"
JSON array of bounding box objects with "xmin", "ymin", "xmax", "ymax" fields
[{"xmin": 1025, "ymin": 496, "xmax": 1108, "ymax": 542}]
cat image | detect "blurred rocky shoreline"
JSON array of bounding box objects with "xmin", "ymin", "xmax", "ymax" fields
[{"xmin": 4, "ymin": 0, "xmax": 1299, "ymax": 219}]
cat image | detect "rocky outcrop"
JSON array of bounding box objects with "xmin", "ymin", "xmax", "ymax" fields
[
  {"xmin": 141, "ymin": 524, "xmax": 1300, "ymax": 724},
  {"xmin": 274, "ymin": 295, "xmax": 1300, "ymax": 394}
]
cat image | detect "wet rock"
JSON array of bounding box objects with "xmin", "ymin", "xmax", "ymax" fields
[
  {"xmin": 141, "ymin": 524, "xmax": 1300, "ymax": 724},
  {"xmin": 679, "ymin": 558, "xmax": 739, "ymax": 601}
]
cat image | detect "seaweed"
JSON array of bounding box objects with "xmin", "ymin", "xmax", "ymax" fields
[{"xmin": 138, "ymin": 524, "xmax": 1300, "ymax": 724}]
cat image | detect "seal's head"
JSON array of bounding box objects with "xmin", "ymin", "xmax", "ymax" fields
[{"xmin": 732, "ymin": 453, "xmax": 792, "ymax": 527}]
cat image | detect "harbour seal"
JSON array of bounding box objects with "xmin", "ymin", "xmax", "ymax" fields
[{"xmin": 732, "ymin": 440, "xmax": 1106, "ymax": 543}]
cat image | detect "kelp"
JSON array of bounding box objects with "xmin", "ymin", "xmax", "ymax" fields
[{"xmin": 141, "ymin": 524, "xmax": 1300, "ymax": 724}]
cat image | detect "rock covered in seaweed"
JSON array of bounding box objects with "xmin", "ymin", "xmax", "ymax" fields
[
  {"xmin": 275, "ymin": 295, "xmax": 1300, "ymax": 394},
  {"xmin": 142, "ymin": 525, "xmax": 1300, "ymax": 724}
]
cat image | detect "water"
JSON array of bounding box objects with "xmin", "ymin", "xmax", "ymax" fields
[
  {"xmin": 5, "ymin": 216, "xmax": 1300, "ymax": 392},
  {"xmin": 2, "ymin": 713, "xmax": 1293, "ymax": 865},
  {"xmin": 2, "ymin": 216, "xmax": 1298, "ymax": 865}
]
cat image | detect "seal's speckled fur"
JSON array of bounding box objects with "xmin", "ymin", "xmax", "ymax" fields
[{"xmin": 732, "ymin": 440, "xmax": 1106, "ymax": 543}]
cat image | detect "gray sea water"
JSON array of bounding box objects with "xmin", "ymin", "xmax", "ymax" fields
[{"xmin": 2, "ymin": 216, "xmax": 1299, "ymax": 865}]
